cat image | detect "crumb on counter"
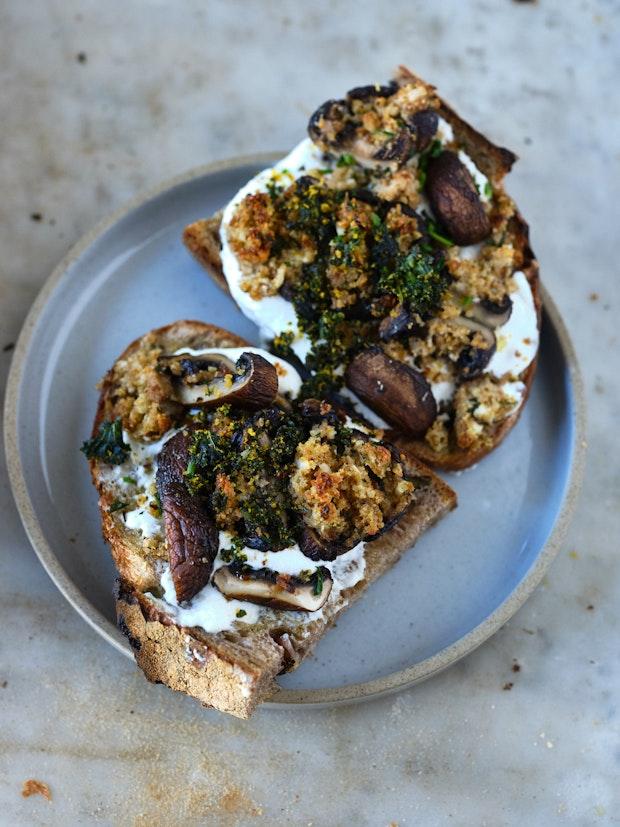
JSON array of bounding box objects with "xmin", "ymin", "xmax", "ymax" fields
[{"xmin": 21, "ymin": 779, "xmax": 52, "ymax": 801}]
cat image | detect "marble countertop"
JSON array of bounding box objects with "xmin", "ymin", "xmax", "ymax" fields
[{"xmin": 1, "ymin": 1, "xmax": 618, "ymax": 824}]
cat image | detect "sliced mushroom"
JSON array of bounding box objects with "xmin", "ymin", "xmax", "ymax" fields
[
  {"xmin": 307, "ymin": 98, "xmax": 353, "ymax": 149},
  {"xmin": 373, "ymin": 130, "xmax": 413, "ymax": 164},
  {"xmin": 156, "ymin": 431, "xmax": 218, "ymax": 604},
  {"xmin": 378, "ymin": 304, "xmax": 414, "ymax": 340},
  {"xmin": 213, "ymin": 563, "xmax": 332, "ymax": 612},
  {"xmin": 298, "ymin": 525, "xmax": 349, "ymax": 562},
  {"xmin": 158, "ymin": 351, "xmax": 278, "ymax": 410},
  {"xmin": 469, "ymin": 296, "xmax": 513, "ymax": 328},
  {"xmin": 453, "ymin": 317, "xmax": 497, "ymax": 379},
  {"xmin": 425, "ymin": 150, "xmax": 491, "ymax": 245},
  {"xmin": 347, "ymin": 81, "xmax": 398, "ymax": 101},
  {"xmin": 345, "ymin": 346, "xmax": 437, "ymax": 437},
  {"xmin": 407, "ymin": 108, "xmax": 439, "ymax": 152}
]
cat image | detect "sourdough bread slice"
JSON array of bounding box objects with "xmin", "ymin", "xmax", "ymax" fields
[
  {"xmin": 89, "ymin": 321, "xmax": 456, "ymax": 718},
  {"xmin": 182, "ymin": 67, "xmax": 540, "ymax": 471}
]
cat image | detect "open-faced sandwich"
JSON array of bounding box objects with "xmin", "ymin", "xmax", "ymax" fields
[
  {"xmin": 82, "ymin": 321, "xmax": 455, "ymax": 717},
  {"xmin": 184, "ymin": 67, "xmax": 541, "ymax": 470}
]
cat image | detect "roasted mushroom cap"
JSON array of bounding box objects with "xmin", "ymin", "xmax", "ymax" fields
[
  {"xmin": 298, "ymin": 525, "xmax": 348, "ymax": 562},
  {"xmin": 345, "ymin": 346, "xmax": 437, "ymax": 437},
  {"xmin": 469, "ymin": 296, "xmax": 513, "ymax": 328},
  {"xmin": 407, "ymin": 108, "xmax": 439, "ymax": 152},
  {"xmin": 158, "ymin": 351, "xmax": 278, "ymax": 410},
  {"xmin": 156, "ymin": 431, "xmax": 218, "ymax": 603},
  {"xmin": 307, "ymin": 98, "xmax": 353, "ymax": 149},
  {"xmin": 213, "ymin": 563, "xmax": 332, "ymax": 612},
  {"xmin": 425, "ymin": 150, "xmax": 491, "ymax": 245},
  {"xmin": 453, "ymin": 317, "xmax": 497, "ymax": 379}
]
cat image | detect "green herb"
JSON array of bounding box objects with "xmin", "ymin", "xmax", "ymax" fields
[
  {"xmin": 122, "ymin": 475, "xmax": 137, "ymax": 485},
  {"xmin": 483, "ymin": 181, "xmax": 493, "ymax": 199},
  {"xmin": 427, "ymin": 221, "xmax": 454, "ymax": 248},
  {"xmin": 108, "ymin": 500, "xmax": 126, "ymax": 513},
  {"xmin": 236, "ymin": 609, "xmax": 247, "ymax": 618},
  {"xmin": 318, "ymin": 168, "xmax": 333, "ymax": 174},
  {"xmin": 184, "ymin": 458, "xmax": 197, "ymax": 478},
  {"xmin": 266, "ymin": 178, "xmax": 283, "ymax": 199},
  {"xmin": 80, "ymin": 418, "xmax": 129, "ymax": 465},
  {"xmin": 417, "ymin": 138, "xmax": 443, "ymax": 188},
  {"xmin": 336, "ymin": 153, "xmax": 356, "ymax": 167},
  {"xmin": 370, "ymin": 212, "xmax": 382, "ymax": 229},
  {"xmin": 377, "ymin": 249, "xmax": 450, "ymax": 316},
  {"xmin": 461, "ymin": 295, "xmax": 474, "ymax": 308},
  {"xmin": 374, "ymin": 129, "xmax": 394, "ymax": 138},
  {"xmin": 313, "ymin": 568, "xmax": 324, "ymax": 596}
]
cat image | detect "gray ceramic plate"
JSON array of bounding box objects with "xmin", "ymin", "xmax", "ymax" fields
[{"xmin": 4, "ymin": 155, "xmax": 585, "ymax": 708}]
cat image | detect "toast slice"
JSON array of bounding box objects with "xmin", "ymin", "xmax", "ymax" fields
[
  {"xmin": 183, "ymin": 67, "xmax": 541, "ymax": 471},
  {"xmin": 87, "ymin": 320, "xmax": 456, "ymax": 718}
]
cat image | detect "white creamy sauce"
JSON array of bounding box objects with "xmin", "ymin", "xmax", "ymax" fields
[
  {"xmin": 149, "ymin": 531, "xmax": 367, "ymax": 635},
  {"xmin": 173, "ymin": 345, "xmax": 302, "ymax": 399},
  {"xmin": 338, "ymin": 387, "xmax": 389, "ymax": 430},
  {"xmin": 220, "ymin": 138, "xmax": 322, "ymax": 360},
  {"xmin": 100, "ymin": 429, "xmax": 178, "ymax": 539},
  {"xmin": 458, "ymin": 150, "xmax": 491, "ymax": 202},
  {"xmin": 487, "ymin": 271, "xmax": 539, "ymax": 379},
  {"xmin": 430, "ymin": 380, "xmax": 456, "ymax": 406}
]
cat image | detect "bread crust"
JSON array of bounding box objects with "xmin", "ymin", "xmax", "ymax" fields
[
  {"xmin": 90, "ymin": 321, "xmax": 456, "ymax": 717},
  {"xmin": 182, "ymin": 71, "xmax": 540, "ymax": 471}
]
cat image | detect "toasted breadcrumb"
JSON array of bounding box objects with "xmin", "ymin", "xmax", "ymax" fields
[
  {"xmin": 291, "ymin": 421, "xmax": 414, "ymax": 543},
  {"xmin": 454, "ymin": 376, "xmax": 520, "ymax": 450}
]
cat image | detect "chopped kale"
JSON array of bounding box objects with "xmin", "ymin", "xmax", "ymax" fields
[
  {"xmin": 378, "ymin": 249, "xmax": 450, "ymax": 316},
  {"xmin": 81, "ymin": 418, "xmax": 129, "ymax": 465},
  {"xmin": 108, "ymin": 500, "xmax": 126, "ymax": 513}
]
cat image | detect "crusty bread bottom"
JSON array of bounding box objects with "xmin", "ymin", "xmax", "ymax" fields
[{"xmin": 92, "ymin": 321, "xmax": 456, "ymax": 717}]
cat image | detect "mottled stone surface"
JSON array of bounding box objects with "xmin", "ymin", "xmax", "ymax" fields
[{"xmin": 1, "ymin": 1, "xmax": 619, "ymax": 824}]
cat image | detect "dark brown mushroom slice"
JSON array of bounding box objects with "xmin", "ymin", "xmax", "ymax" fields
[
  {"xmin": 425, "ymin": 150, "xmax": 491, "ymax": 245},
  {"xmin": 345, "ymin": 346, "xmax": 437, "ymax": 437},
  {"xmin": 346, "ymin": 81, "xmax": 398, "ymax": 101},
  {"xmin": 298, "ymin": 525, "xmax": 350, "ymax": 562},
  {"xmin": 155, "ymin": 431, "xmax": 218, "ymax": 604},
  {"xmin": 373, "ymin": 130, "xmax": 413, "ymax": 164},
  {"xmin": 469, "ymin": 296, "xmax": 513, "ymax": 328},
  {"xmin": 453, "ymin": 317, "xmax": 497, "ymax": 379},
  {"xmin": 378, "ymin": 304, "xmax": 414, "ymax": 341},
  {"xmin": 307, "ymin": 98, "xmax": 354, "ymax": 149},
  {"xmin": 407, "ymin": 108, "xmax": 439, "ymax": 152},
  {"xmin": 159, "ymin": 351, "xmax": 278, "ymax": 410},
  {"xmin": 213, "ymin": 563, "xmax": 332, "ymax": 612}
]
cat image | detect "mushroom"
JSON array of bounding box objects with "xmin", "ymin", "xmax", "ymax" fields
[
  {"xmin": 307, "ymin": 98, "xmax": 354, "ymax": 149},
  {"xmin": 345, "ymin": 346, "xmax": 437, "ymax": 437},
  {"xmin": 298, "ymin": 525, "xmax": 349, "ymax": 562},
  {"xmin": 156, "ymin": 431, "xmax": 218, "ymax": 604},
  {"xmin": 468, "ymin": 296, "xmax": 513, "ymax": 328},
  {"xmin": 425, "ymin": 150, "xmax": 491, "ymax": 245},
  {"xmin": 158, "ymin": 351, "xmax": 278, "ymax": 410},
  {"xmin": 378, "ymin": 304, "xmax": 414, "ymax": 340},
  {"xmin": 346, "ymin": 81, "xmax": 398, "ymax": 101},
  {"xmin": 407, "ymin": 108, "xmax": 439, "ymax": 152},
  {"xmin": 373, "ymin": 130, "xmax": 413, "ymax": 164},
  {"xmin": 213, "ymin": 563, "xmax": 332, "ymax": 612},
  {"xmin": 453, "ymin": 317, "xmax": 497, "ymax": 379}
]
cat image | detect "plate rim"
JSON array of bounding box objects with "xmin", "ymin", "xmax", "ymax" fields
[{"xmin": 3, "ymin": 154, "xmax": 587, "ymax": 708}]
